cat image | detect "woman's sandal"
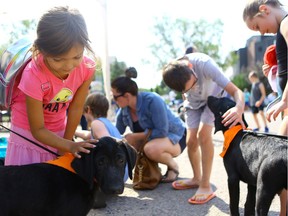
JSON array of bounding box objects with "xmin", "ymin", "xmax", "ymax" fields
[{"xmin": 161, "ymin": 168, "xmax": 179, "ymax": 183}]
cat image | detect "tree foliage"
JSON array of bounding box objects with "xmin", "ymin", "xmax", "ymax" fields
[
  {"xmin": 110, "ymin": 59, "xmax": 127, "ymax": 82},
  {"xmin": 149, "ymin": 16, "xmax": 242, "ymax": 93},
  {"xmin": 149, "ymin": 16, "xmax": 224, "ymax": 69},
  {"xmin": 0, "ymin": 20, "xmax": 37, "ymax": 54}
]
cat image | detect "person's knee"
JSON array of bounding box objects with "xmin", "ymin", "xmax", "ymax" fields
[
  {"xmin": 198, "ymin": 134, "xmax": 212, "ymax": 146},
  {"xmin": 186, "ymin": 138, "xmax": 199, "ymax": 152},
  {"xmin": 144, "ymin": 143, "xmax": 160, "ymax": 158}
]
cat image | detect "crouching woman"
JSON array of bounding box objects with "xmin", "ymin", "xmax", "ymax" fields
[{"xmin": 111, "ymin": 73, "xmax": 186, "ymax": 183}]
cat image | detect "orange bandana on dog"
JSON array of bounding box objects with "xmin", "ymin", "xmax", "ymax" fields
[
  {"xmin": 46, "ymin": 153, "xmax": 76, "ymax": 173},
  {"xmin": 220, "ymin": 125, "xmax": 243, "ymax": 158}
]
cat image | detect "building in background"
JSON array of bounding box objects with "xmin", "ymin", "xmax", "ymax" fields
[{"xmin": 235, "ymin": 35, "xmax": 276, "ymax": 75}]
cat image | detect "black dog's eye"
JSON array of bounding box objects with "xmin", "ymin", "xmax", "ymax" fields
[
  {"xmin": 117, "ymin": 156, "xmax": 125, "ymax": 164},
  {"xmin": 118, "ymin": 158, "xmax": 125, "ymax": 165},
  {"xmin": 97, "ymin": 157, "xmax": 107, "ymax": 167},
  {"xmin": 115, "ymin": 153, "xmax": 125, "ymax": 165}
]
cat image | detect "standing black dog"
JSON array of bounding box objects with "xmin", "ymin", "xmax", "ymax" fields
[
  {"xmin": 207, "ymin": 96, "xmax": 287, "ymax": 216},
  {"xmin": 0, "ymin": 136, "xmax": 137, "ymax": 216}
]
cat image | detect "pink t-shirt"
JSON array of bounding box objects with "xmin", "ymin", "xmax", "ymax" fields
[{"xmin": 11, "ymin": 55, "xmax": 95, "ymax": 132}]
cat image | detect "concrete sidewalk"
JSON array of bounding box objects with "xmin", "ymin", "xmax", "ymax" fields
[{"xmin": 88, "ymin": 111, "xmax": 284, "ymax": 216}]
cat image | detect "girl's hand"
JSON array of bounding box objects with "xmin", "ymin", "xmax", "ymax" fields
[
  {"xmin": 266, "ymin": 101, "xmax": 287, "ymax": 122},
  {"xmin": 68, "ymin": 139, "xmax": 97, "ymax": 158},
  {"xmin": 262, "ymin": 64, "xmax": 271, "ymax": 77},
  {"xmin": 222, "ymin": 106, "xmax": 245, "ymax": 129}
]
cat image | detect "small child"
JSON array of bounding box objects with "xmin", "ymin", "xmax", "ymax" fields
[
  {"xmin": 75, "ymin": 93, "xmax": 129, "ymax": 182},
  {"xmin": 248, "ymin": 71, "xmax": 269, "ymax": 132}
]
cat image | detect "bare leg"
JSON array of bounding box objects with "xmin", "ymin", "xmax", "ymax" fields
[
  {"xmin": 186, "ymin": 128, "xmax": 202, "ymax": 184},
  {"xmin": 279, "ymin": 189, "xmax": 287, "ymax": 216},
  {"xmin": 252, "ymin": 113, "xmax": 260, "ymax": 129},
  {"xmin": 259, "ymin": 110, "xmax": 268, "ymax": 128},
  {"xmin": 171, "ymin": 128, "xmax": 201, "ymax": 188},
  {"xmin": 190, "ymin": 124, "xmax": 214, "ymax": 202},
  {"xmin": 145, "ymin": 137, "xmax": 181, "ymax": 180}
]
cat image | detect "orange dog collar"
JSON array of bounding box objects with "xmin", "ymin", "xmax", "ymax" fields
[
  {"xmin": 220, "ymin": 125, "xmax": 243, "ymax": 158},
  {"xmin": 46, "ymin": 153, "xmax": 76, "ymax": 173}
]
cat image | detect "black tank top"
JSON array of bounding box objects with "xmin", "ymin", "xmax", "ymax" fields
[
  {"xmin": 132, "ymin": 121, "xmax": 144, "ymax": 133},
  {"xmin": 276, "ymin": 14, "xmax": 288, "ymax": 76}
]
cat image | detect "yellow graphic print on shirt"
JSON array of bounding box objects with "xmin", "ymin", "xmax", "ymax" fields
[{"xmin": 50, "ymin": 88, "xmax": 73, "ymax": 103}]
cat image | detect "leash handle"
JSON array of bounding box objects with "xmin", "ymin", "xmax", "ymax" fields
[{"xmin": 0, "ymin": 124, "xmax": 59, "ymax": 157}]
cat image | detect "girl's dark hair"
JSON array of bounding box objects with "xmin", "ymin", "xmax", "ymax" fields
[
  {"xmin": 111, "ymin": 67, "xmax": 138, "ymax": 96},
  {"xmin": 84, "ymin": 93, "xmax": 109, "ymax": 118},
  {"xmin": 33, "ymin": 6, "xmax": 94, "ymax": 57}
]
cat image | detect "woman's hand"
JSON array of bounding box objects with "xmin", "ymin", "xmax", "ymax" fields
[{"xmin": 124, "ymin": 133, "xmax": 146, "ymax": 151}]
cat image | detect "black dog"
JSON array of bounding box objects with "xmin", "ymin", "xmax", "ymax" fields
[
  {"xmin": 207, "ymin": 96, "xmax": 287, "ymax": 216},
  {"xmin": 0, "ymin": 136, "xmax": 137, "ymax": 216}
]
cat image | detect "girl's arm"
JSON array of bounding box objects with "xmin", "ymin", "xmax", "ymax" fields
[
  {"xmin": 26, "ymin": 95, "xmax": 94, "ymax": 158},
  {"xmin": 65, "ymin": 76, "xmax": 93, "ymax": 141},
  {"xmin": 74, "ymin": 129, "xmax": 91, "ymax": 140},
  {"xmin": 266, "ymin": 84, "xmax": 288, "ymax": 122},
  {"xmin": 280, "ymin": 16, "xmax": 288, "ymax": 46}
]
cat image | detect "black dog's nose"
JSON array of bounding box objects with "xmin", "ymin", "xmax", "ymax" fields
[{"xmin": 107, "ymin": 185, "xmax": 124, "ymax": 194}]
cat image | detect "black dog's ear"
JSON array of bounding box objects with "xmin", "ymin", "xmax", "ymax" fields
[
  {"xmin": 71, "ymin": 146, "xmax": 97, "ymax": 189},
  {"xmin": 214, "ymin": 116, "xmax": 223, "ymax": 134},
  {"xmin": 120, "ymin": 139, "xmax": 137, "ymax": 180}
]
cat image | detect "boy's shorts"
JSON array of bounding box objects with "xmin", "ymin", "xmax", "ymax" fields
[
  {"xmin": 251, "ymin": 104, "xmax": 265, "ymax": 114},
  {"xmin": 185, "ymin": 105, "xmax": 214, "ymax": 129}
]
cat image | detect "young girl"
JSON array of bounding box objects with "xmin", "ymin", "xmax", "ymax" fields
[
  {"xmin": 75, "ymin": 93, "xmax": 129, "ymax": 182},
  {"xmin": 5, "ymin": 6, "xmax": 96, "ymax": 165},
  {"xmin": 243, "ymin": 0, "xmax": 288, "ymax": 119},
  {"xmin": 243, "ymin": 1, "xmax": 287, "ymax": 215}
]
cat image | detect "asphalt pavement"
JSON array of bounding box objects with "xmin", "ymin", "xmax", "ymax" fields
[
  {"xmin": 88, "ymin": 111, "xmax": 284, "ymax": 216},
  {"xmin": 0, "ymin": 111, "xmax": 284, "ymax": 216}
]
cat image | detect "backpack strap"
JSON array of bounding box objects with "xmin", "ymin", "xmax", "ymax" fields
[{"xmin": 0, "ymin": 37, "xmax": 33, "ymax": 109}]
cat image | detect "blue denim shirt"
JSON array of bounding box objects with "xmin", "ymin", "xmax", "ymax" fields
[{"xmin": 116, "ymin": 92, "xmax": 185, "ymax": 144}]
